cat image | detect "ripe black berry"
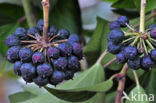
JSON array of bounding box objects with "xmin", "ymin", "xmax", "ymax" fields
[
  {"xmin": 20, "ymin": 63, "xmax": 36, "ymax": 82},
  {"xmin": 47, "ymin": 47, "xmax": 60, "ymax": 59},
  {"xmin": 124, "ymin": 46, "xmax": 138, "ymax": 60},
  {"xmin": 33, "ymin": 76, "xmax": 49, "ymax": 87},
  {"xmin": 37, "ymin": 63, "xmax": 53, "ymax": 78},
  {"xmin": 107, "ymin": 41, "xmax": 121, "ymax": 54},
  {"xmin": 116, "ymin": 51, "xmax": 127, "ymax": 64},
  {"xmin": 65, "ymin": 70, "xmax": 74, "ymax": 80},
  {"xmin": 72, "ymin": 43, "xmax": 83, "ymax": 59},
  {"xmin": 53, "ymin": 57, "xmax": 67, "ymax": 70},
  {"xmin": 150, "ymin": 28, "xmax": 156, "ymax": 39},
  {"xmin": 109, "ymin": 21, "xmax": 120, "ymax": 30},
  {"xmin": 68, "ymin": 56, "xmax": 80, "ymax": 71},
  {"xmin": 6, "ymin": 46, "xmax": 21, "ymax": 62},
  {"xmin": 5, "ymin": 35, "xmax": 20, "ymax": 47},
  {"xmin": 117, "ymin": 16, "xmax": 129, "ymax": 27},
  {"xmin": 58, "ymin": 29, "xmax": 70, "ymax": 39},
  {"xmin": 32, "ymin": 52, "xmax": 45, "ymax": 64},
  {"xmin": 27, "ymin": 27, "xmax": 40, "ymax": 36},
  {"xmin": 68, "ymin": 34, "xmax": 80, "ymax": 44},
  {"xmin": 14, "ymin": 61, "xmax": 22, "ymax": 76},
  {"xmin": 141, "ymin": 55, "xmax": 154, "ymax": 70},
  {"xmin": 150, "ymin": 49, "xmax": 156, "ymax": 61},
  {"xmin": 108, "ymin": 29, "xmax": 124, "ymax": 44},
  {"xmin": 149, "ymin": 24, "xmax": 156, "ymax": 30},
  {"xmin": 58, "ymin": 42, "xmax": 72, "ymax": 56},
  {"xmin": 49, "ymin": 26, "xmax": 58, "ymax": 37},
  {"xmin": 37, "ymin": 19, "xmax": 44, "ymax": 31},
  {"xmin": 128, "ymin": 56, "xmax": 141, "ymax": 70},
  {"xmin": 50, "ymin": 70, "xmax": 65, "ymax": 85},
  {"xmin": 19, "ymin": 47, "xmax": 33, "ymax": 62},
  {"xmin": 14, "ymin": 27, "xmax": 28, "ymax": 40}
]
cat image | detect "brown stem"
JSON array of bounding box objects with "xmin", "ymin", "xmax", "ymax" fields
[
  {"xmin": 42, "ymin": 0, "xmax": 50, "ymax": 43},
  {"xmin": 49, "ymin": 34, "xmax": 59, "ymax": 41},
  {"xmin": 115, "ymin": 77, "xmax": 126, "ymax": 103},
  {"xmin": 27, "ymin": 33, "xmax": 37, "ymax": 40}
]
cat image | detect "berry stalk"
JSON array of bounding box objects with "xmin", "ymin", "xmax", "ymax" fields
[
  {"xmin": 42, "ymin": 0, "xmax": 50, "ymax": 43},
  {"xmin": 139, "ymin": 0, "xmax": 146, "ymax": 33}
]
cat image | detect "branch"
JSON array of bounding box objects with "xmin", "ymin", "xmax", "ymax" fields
[
  {"xmin": 104, "ymin": 58, "xmax": 116, "ymax": 69},
  {"xmin": 96, "ymin": 50, "xmax": 108, "ymax": 64},
  {"xmin": 132, "ymin": 70, "xmax": 140, "ymax": 86},
  {"xmin": 42, "ymin": 0, "xmax": 50, "ymax": 42},
  {"xmin": 22, "ymin": 0, "xmax": 35, "ymax": 27}
]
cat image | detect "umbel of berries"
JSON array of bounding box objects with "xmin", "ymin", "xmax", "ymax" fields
[
  {"xmin": 107, "ymin": 15, "xmax": 156, "ymax": 71},
  {"xmin": 4, "ymin": 19, "xmax": 83, "ymax": 87}
]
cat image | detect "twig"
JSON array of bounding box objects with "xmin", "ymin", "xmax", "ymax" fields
[
  {"xmin": 96, "ymin": 50, "xmax": 108, "ymax": 64},
  {"xmin": 115, "ymin": 77, "xmax": 126, "ymax": 103},
  {"xmin": 139, "ymin": 0, "xmax": 146, "ymax": 33},
  {"xmin": 132, "ymin": 70, "xmax": 140, "ymax": 86},
  {"xmin": 42, "ymin": 0, "xmax": 50, "ymax": 43},
  {"xmin": 103, "ymin": 58, "xmax": 116, "ymax": 69},
  {"xmin": 22, "ymin": 0, "xmax": 35, "ymax": 27}
]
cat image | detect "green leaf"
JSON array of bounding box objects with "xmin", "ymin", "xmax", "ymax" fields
[
  {"xmin": 9, "ymin": 91, "xmax": 37, "ymax": 103},
  {"xmin": 83, "ymin": 17, "xmax": 107, "ymax": 66},
  {"xmin": 126, "ymin": 86, "xmax": 149, "ymax": 103},
  {"xmin": 50, "ymin": 0, "xmax": 81, "ymax": 34},
  {"xmin": 112, "ymin": 0, "xmax": 136, "ymax": 9},
  {"xmin": 0, "ymin": 0, "xmax": 22, "ymax": 5},
  {"xmin": 44, "ymin": 63, "xmax": 111, "ymax": 102},
  {"xmin": 104, "ymin": 92, "xmax": 116, "ymax": 103},
  {"xmin": 0, "ymin": 23, "xmax": 19, "ymax": 56},
  {"xmin": 127, "ymin": 69, "xmax": 144, "ymax": 81}
]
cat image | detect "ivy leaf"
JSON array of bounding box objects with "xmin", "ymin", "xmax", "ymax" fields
[
  {"xmin": 83, "ymin": 17, "xmax": 107, "ymax": 66},
  {"xmin": 9, "ymin": 91, "xmax": 37, "ymax": 103},
  {"xmin": 126, "ymin": 86, "xmax": 149, "ymax": 103},
  {"xmin": 50, "ymin": 0, "xmax": 81, "ymax": 34},
  {"xmin": 112, "ymin": 0, "xmax": 136, "ymax": 9}
]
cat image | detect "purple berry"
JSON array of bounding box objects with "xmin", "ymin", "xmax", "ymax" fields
[
  {"xmin": 65, "ymin": 70, "xmax": 74, "ymax": 80},
  {"xmin": 116, "ymin": 51, "xmax": 127, "ymax": 64},
  {"xmin": 68, "ymin": 56, "xmax": 80, "ymax": 71},
  {"xmin": 108, "ymin": 29, "xmax": 124, "ymax": 44},
  {"xmin": 37, "ymin": 19, "xmax": 44, "ymax": 31},
  {"xmin": 27, "ymin": 27, "xmax": 40, "ymax": 36},
  {"xmin": 32, "ymin": 52, "xmax": 45, "ymax": 64},
  {"xmin": 72, "ymin": 43, "xmax": 83, "ymax": 59},
  {"xmin": 14, "ymin": 27, "xmax": 28, "ymax": 40},
  {"xmin": 20, "ymin": 63, "xmax": 36, "ymax": 82},
  {"xmin": 151, "ymin": 49, "xmax": 156, "ymax": 61},
  {"xmin": 47, "ymin": 47, "xmax": 60, "ymax": 59},
  {"xmin": 124, "ymin": 46, "xmax": 138, "ymax": 60},
  {"xmin": 49, "ymin": 26, "xmax": 58, "ymax": 37},
  {"xmin": 141, "ymin": 55, "xmax": 154, "ymax": 70},
  {"xmin": 37, "ymin": 63, "xmax": 53, "ymax": 78},
  {"xmin": 107, "ymin": 41, "xmax": 121, "ymax": 54},
  {"xmin": 58, "ymin": 29, "xmax": 70, "ymax": 39},
  {"xmin": 50, "ymin": 70, "xmax": 65, "ymax": 85},
  {"xmin": 33, "ymin": 76, "xmax": 49, "ymax": 87},
  {"xmin": 58, "ymin": 42, "xmax": 72, "ymax": 56},
  {"xmin": 6, "ymin": 46, "xmax": 21, "ymax": 63},
  {"xmin": 5, "ymin": 35, "xmax": 20, "ymax": 47},
  {"xmin": 149, "ymin": 24, "xmax": 156, "ymax": 30},
  {"xmin": 19, "ymin": 47, "xmax": 33, "ymax": 62},
  {"xmin": 53, "ymin": 57, "xmax": 67, "ymax": 70},
  {"xmin": 14, "ymin": 61, "xmax": 22, "ymax": 76},
  {"xmin": 150, "ymin": 28, "xmax": 156, "ymax": 39},
  {"xmin": 68, "ymin": 34, "xmax": 80, "ymax": 44},
  {"xmin": 128, "ymin": 56, "xmax": 141, "ymax": 70},
  {"xmin": 110, "ymin": 21, "xmax": 120, "ymax": 30},
  {"xmin": 117, "ymin": 16, "xmax": 129, "ymax": 27}
]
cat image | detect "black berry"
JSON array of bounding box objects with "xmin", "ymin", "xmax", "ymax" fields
[
  {"xmin": 107, "ymin": 41, "xmax": 121, "ymax": 54},
  {"xmin": 117, "ymin": 16, "xmax": 129, "ymax": 27},
  {"xmin": 128, "ymin": 56, "xmax": 141, "ymax": 70},
  {"xmin": 53, "ymin": 57, "xmax": 68, "ymax": 70},
  {"xmin": 58, "ymin": 29, "xmax": 70, "ymax": 39},
  {"xmin": 5, "ymin": 35, "xmax": 20, "ymax": 47},
  {"xmin": 141, "ymin": 55, "xmax": 154, "ymax": 70},
  {"xmin": 116, "ymin": 51, "xmax": 127, "ymax": 64},
  {"xmin": 47, "ymin": 47, "xmax": 60, "ymax": 59},
  {"xmin": 58, "ymin": 42, "xmax": 72, "ymax": 56},
  {"xmin": 32, "ymin": 52, "xmax": 45, "ymax": 64},
  {"xmin": 109, "ymin": 21, "xmax": 120, "ymax": 30},
  {"xmin": 14, "ymin": 61, "xmax": 22, "ymax": 76},
  {"xmin": 19, "ymin": 47, "xmax": 33, "ymax": 62},
  {"xmin": 124, "ymin": 46, "xmax": 138, "ymax": 60}
]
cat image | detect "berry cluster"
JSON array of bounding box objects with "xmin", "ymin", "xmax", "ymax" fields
[
  {"xmin": 108, "ymin": 16, "xmax": 156, "ymax": 71},
  {"xmin": 5, "ymin": 19, "xmax": 83, "ymax": 87}
]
